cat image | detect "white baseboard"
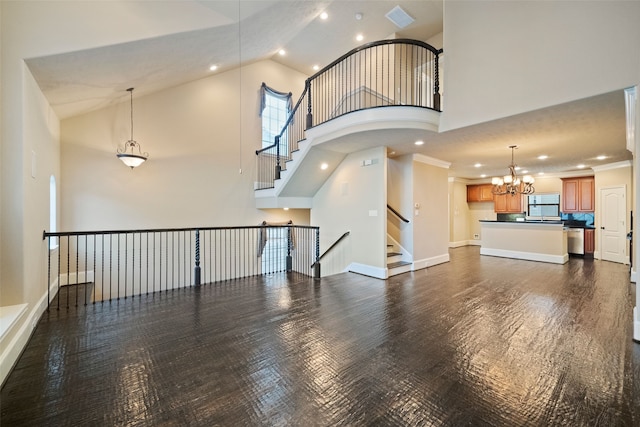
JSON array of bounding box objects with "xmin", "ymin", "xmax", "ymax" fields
[
  {"xmin": 634, "ymin": 307, "xmax": 640, "ymax": 342},
  {"xmin": 631, "ymin": 267, "xmax": 637, "ymax": 283},
  {"xmin": 1, "ymin": 278, "xmax": 60, "ymax": 386},
  {"xmin": 348, "ymin": 262, "xmax": 387, "ymax": 279},
  {"xmin": 449, "ymin": 240, "xmax": 480, "ymax": 248},
  {"xmin": 413, "ymin": 253, "xmax": 450, "ymax": 271},
  {"xmin": 0, "ymin": 305, "xmax": 28, "ymax": 342},
  {"xmin": 59, "ymin": 271, "xmax": 94, "ymax": 286},
  {"xmin": 480, "ymin": 248, "xmax": 569, "ymax": 265}
]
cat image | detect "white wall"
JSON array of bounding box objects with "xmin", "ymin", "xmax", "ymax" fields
[
  {"xmin": 412, "ymin": 156, "xmax": 449, "ymax": 267},
  {"xmin": 311, "ymin": 146, "xmax": 387, "ymax": 277},
  {"xmin": 61, "ymin": 59, "xmax": 310, "ymax": 230},
  {"xmin": 441, "ymin": 1, "xmax": 640, "ymax": 132}
]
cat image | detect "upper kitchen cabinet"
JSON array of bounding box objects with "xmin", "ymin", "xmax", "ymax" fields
[
  {"xmin": 562, "ymin": 177, "xmax": 594, "ymax": 212},
  {"xmin": 467, "ymin": 184, "xmax": 494, "ymax": 202},
  {"xmin": 494, "ymin": 192, "xmax": 523, "ymax": 213}
]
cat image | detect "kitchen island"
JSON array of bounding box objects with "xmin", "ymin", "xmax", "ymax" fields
[{"xmin": 479, "ymin": 220, "xmax": 569, "ymax": 264}]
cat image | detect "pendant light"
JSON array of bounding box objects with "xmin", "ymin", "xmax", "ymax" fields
[{"xmin": 116, "ymin": 88, "xmax": 148, "ymax": 168}]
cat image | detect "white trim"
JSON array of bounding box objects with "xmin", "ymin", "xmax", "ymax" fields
[
  {"xmin": 413, "ymin": 153, "xmax": 450, "ymax": 169},
  {"xmin": 59, "ymin": 271, "xmax": 95, "ymax": 286},
  {"xmin": 634, "ymin": 307, "xmax": 640, "ymax": 342},
  {"xmin": 306, "ymin": 106, "xmax": 440, "ymax": 146},
  {"xmin": 348, "ymin": 262, "xmax": 387, "ymax": 279},
  {"xmin": 591, "ymin": 160, "xmax": 632, "ymax": 172},
  {"xmin": 388, "ymin": 263, "xmax": 412, "ymax": 277},
  {"xmin": 413, "ymin": 253, "xmax": 450, "ymax": 271},
  {"xmin": 480, "ymin": 247, "xmax": 569, "ymax": 264},
  {"xmin": 449, "ymin": 240, "xmax": 480, "ymax": 248},
  {"xmin": 631, "ymin": 267, "xmax": 636, "ymax": 283},
  {"xmin": 0, "ymin": 304, "xmax": 28, "ymax": 342},
  {"xmin": 625, "ymin": 86, "xmax": 636, "ymax": 154},
  {"xmin": 1, "ymin": 279, "xmax": 60, "ymax": 386}
]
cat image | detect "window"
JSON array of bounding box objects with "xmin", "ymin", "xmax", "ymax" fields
[
  {"xmin": 260, "ymin": 83, "xmax": 292, "ymax": 156},
  {"xmin": 527, "ymin": 193, "xmax": 560, "ymax": 219}
]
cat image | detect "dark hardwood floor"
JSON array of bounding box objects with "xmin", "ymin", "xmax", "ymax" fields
[{"xmin": 1, "ymin": 246, "xmax": 639, "ymax": 426}]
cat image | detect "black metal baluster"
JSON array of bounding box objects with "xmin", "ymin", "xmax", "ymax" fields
[
  {"xmin": 47, "ymin": 235, "xmax": 51, "ymax": 310},
  {"xmin": 117, "ymin": 233, "xmax": 121, "ymax": 300},
  {"xmin": 66, "ymin": 235, "xmax": 70, "ymax": 308},
  {"xmin": 84, "ymin": 235, "xmax": 88, "ymax": 306},
  {"xmin": 57, "ymin": 236, "xmax": 61, "ymax": 310}
]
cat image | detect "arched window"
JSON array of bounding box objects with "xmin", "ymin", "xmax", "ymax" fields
[{"xmin": 49, "ymin": 175, "xmax": 57, "ymax": 249}]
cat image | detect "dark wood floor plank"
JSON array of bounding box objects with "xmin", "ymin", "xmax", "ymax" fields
[{"xmin": 1, "ymin": 247, "xmax": 638, "ymax": 426}]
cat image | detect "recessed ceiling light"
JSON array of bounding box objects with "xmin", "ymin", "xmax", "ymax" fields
[
  {"xmin": 480, "ymin": 174, "xmax": 487, "ymax": 178},
  {"xmin": 283, "ymin": 207, "xmax": 289, "ymax": 211},
  {"xmin": 320, "ymin": 11, "xmax": 328, "ymax": 20},
  {"xmin": 312, "ymin": 65, "xmax": 319, "ymax": 71},
  {"xmin": 414, "ymin": 140, "xmax": 424, "ymax": 146},
  {"xmin": 538, "ymin": 172, "xmax": 545, "ymax": 176},
  {"xmin": 522, "ymin": 170, "xmax": 529, "ymax": 174},
  {"xmin": 209, "ymin": 65, "xmax": 218, "ymax": 71},
  {"xmin": 356, "ymin": 34, "xmax": 364, "ymax": 42},
  {"xmin": 538, "ymin": 155, "xmax": 548, "ymax": 160},
  {"xmin": 596, "ymin": 155, "xmax": 607, "ymax": 160},
  {"xmin": 474, "ymin": 163, "xmax": 482, "ymax": 168},
  {"xmin": 577, "ymin": 164, "xmax": 586, "ymax": 169},
  {"xmin": 514, "ymin": 166, "xmax": 521, "ymax": 171},
  {"xmin": 320, "ymin": 163, "xmax": 328, "ymax": 170},
  {"xmin": 355, "ymin": 12, "xmax": 363, "ymax": 20},
  {"xmin": 278, "ymin": 49, "xmax": 286, "ymax": 56}
]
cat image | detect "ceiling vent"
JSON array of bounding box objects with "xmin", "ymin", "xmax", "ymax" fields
[{"xmin": 385, "ymin": 5, "xmax": 415, "ymax": 29}]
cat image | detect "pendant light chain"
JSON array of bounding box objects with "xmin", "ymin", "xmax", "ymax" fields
[{"xmin": 129, "ymin": 87, "xmax": 134, "ymax": 142}]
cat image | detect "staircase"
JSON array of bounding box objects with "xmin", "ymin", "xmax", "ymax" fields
[{"xmin": 387, "ymin": 241, "xmax": 412, "ymax": 277}]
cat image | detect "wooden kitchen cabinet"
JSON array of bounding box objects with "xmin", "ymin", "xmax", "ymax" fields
[
  {"xmin": 562, "ymin": 177, "xmax": 594, "ymax": 212},
  {"xmin": 467, "ymin": 184, "xmax": 494, "ymax": 202},
  {"xmin": 494, "ymin": 192, "xmax": 523, "ymax": 213},
  {"xmin": 584, "ymin": 228, "xmax": 595, "ymax": 255}
]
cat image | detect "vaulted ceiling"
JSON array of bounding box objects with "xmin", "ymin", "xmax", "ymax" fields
[{"xmin": 23, "ymin": 0, "xmax": 632, "ymax": 180}]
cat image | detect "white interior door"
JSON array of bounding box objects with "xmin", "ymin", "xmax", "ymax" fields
[{"xmin": 600, "ymin": 186, "xmax": 627, "ymax": 263}]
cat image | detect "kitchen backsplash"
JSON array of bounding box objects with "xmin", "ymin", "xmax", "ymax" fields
[
  {"xmin": 496, "ymin": 212, "xmax": 595, "ymax": 225},
  {"xmin": 561, "ymin": 212, "xmax": 594, "ymax": 226}
]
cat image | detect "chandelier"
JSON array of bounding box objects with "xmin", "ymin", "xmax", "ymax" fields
[
  {"xmin": 491, "ymin": 145, "xmax": 535, "ymax": 195},
  {"xmin": 116, "ymin": 88, "xmax": 148, "ymax": 169}
]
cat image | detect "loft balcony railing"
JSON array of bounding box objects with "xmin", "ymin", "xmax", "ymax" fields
[
  {"xmin": 256, "ymin": 38, "xmax": 443, "ymax": 190},
  {"xmin": 43, "ymin": 224, "xmax": 320, "ymax": 309}
]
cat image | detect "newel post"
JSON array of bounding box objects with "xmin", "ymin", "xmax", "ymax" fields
[
  {"xmin": 286, "ymin": 223, "xmax": 293, "ymax": 273},
  {"xmin": 433, "ymin": 49, "xmax": 443, "ymax": 111},
  {"xmin": 275, "ymin": 135, "xmax": 281, "ymax": 180},
  {"xmin": 314, "ymin": 228, "xmax": 321, "ymax": 279},
  {"xmin": 306, "ymin": 80, "xmax": 313, "ymax": 129},
  {"xmin": 194, "ymin": 229, "xmax": 201, "ymax": 286}
]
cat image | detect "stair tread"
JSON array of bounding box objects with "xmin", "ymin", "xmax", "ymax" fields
[
  {"xmin": 387, "ymin": 252, "xmax": 402, "ymax": 257},
  {"xmin": 387, "ymin": 261, "xmax": 411, "ymax": 269}
]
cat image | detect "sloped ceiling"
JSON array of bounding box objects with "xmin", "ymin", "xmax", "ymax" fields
[{"xmin": 22, "ymin": 0, "xmax": 631, "ymax": 179}]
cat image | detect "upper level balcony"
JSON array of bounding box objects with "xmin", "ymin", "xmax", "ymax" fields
[{"xmin": 255, "ymin": 39, "xmax": 443, "ymax": 204}]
